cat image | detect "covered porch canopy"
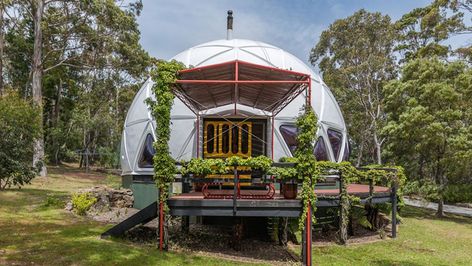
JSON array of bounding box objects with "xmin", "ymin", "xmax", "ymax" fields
[{"xmin": 173, "ymin": 60, "xmax": 312, "ymax": 116}]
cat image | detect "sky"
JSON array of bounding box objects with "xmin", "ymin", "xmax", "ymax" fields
[{"xmin": 136, "ymin": 0, "xmax": 470, "ymax": 67}]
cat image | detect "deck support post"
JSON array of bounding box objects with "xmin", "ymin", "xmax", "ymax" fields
[
  {"xmin": 338, "ymin": 171, "xmax": 348, "ymax": 244},
  {"xmin": 233, "ymin": 166, "xmax": 238, "ymax": 216},
  {"xmin": 158, "ymin": 197, "xmax": 164, "ymax": 251},
  {"xmin": 391, "ymin": 181, "xmax": 397, "ymax": 239},
  {"xmin": 302, "ymin": 204, "xmax": 312, "ymax": 266}
]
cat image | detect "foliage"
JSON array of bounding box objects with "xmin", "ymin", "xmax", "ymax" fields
[
  {"xmin": 310, "ymin": 9, "xmax": 397, "ymax": 165},
  {"xmin": 71, "ymin": 192, "xmax": 97, "ymax": 215},
  {"xmin": 0, "ymin": 92, "xmax": 41, "ymax": 190},
  {"xmin": 395, "ymin": 0, "xmax": 467, "ymax": 62},
  {"xmin": 405, "ymin": 181, "xmax": 472, "ymax": 204},
  {"xmin": 97, "ymin": 146, "xmax": 119, "ymax": 169},
  {"xmin": 225, "ymin": 155, "xmax": 273, "ymax": 171},
  {"xmin": 294, "ymin": 105, "xmax": 319, "ymax": 230},
  {"xmin": 383, "ymin": 57, "xmax": 472, "ymax": 215},
  {"xmin": 147, "ymin": 60, "xmax": 184, "ymax": 205},
  {"xmin": 180, "ymin": 158, "xmax": 227, "ymax": 176},
  {"xmin": 180, "ymin": 155, "xmax": 274, "ymax": 176},
  {"xmin": 42, "ymin": 193, "xmax": 64, "ymax": 209},
  {"xmin": 2, "ymin": 0, "xmax": 151, "ymax": 169},
  {"xmin": 442, "ymin": 184, "xmax": 472, "ymax": 203}
]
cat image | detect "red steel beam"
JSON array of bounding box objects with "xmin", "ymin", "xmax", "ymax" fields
[
  {"xmin": 178, "ymin": 60, "xmax": 311, "ymax": 79},
  {"xmin": 176, "ymin": 80, "xmax": 309, "ymax": 84},
  {"xmin": 237, "ymin": 60, "xmax": 311, "ymax": 78}
]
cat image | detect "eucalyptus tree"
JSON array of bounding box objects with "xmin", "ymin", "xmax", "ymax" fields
[
  {"xmin": 310, "ymin": 9, "xmax": 397, "ymax": 165},
  {"xmin": 395, "ymin": 0, "xmax": 467, "ymax": 62},
  {"xmin": 3, "ymin": 0, "xmax": 150, "ymax": 171},
  {"xmin": 383, "ymin": 58, "xmax": 471, "ymax": 216}
]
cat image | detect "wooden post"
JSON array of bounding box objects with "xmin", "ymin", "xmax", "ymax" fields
[
  {"xmin": 338, "ymin": 171, "xmax": 348, "ymax": 244},
  {"xmin": 391, "ymin": 182, "xmax": 397, "ymax": 239},
  {"xmin": 368, "ymin": 179, "xmax": 374, "ymax": 205},
  {"xmin": 158, "ymin": 188, "xmax": 164, "ymax": 251},
  {"xmin": 303, "ymin": 204, "xmax": 312, "ymax": 266},
  {"xmin": 233, "ymin": 166, "xmax": 238, "ymax": 216},
  {"xmin": 301, "ymin": 217, "xmax": 306, "ymax": 265}
]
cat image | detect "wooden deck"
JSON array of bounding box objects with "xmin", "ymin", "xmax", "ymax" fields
[
  {"xmin": 168, "ymin": 184, "xmax": 393, "ymax": 217},
  {"xmin": 170, "ymin": 184, "xmax": 390, "ymax": 200}
]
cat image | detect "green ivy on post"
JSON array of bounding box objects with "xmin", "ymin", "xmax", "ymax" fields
[
  {"xmin": 147, "ymin": 60, "xmax": 185, "ymax": 250},
  {"xmin": 295, "ymin": 105, "xmax": 320, "ymax": 230}
]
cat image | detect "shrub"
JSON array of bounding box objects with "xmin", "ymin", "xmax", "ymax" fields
[
  {"xmin": 0, "ymin": 91, "xmax": 41, "ymax": 190},
  {"xmin": 71, "ymin": 192, "xmax": 97, "ymax": 215},
  {"xmin": 443, "ymin": 184, "xmax": 472, "ymax": 204},
  {"xmin": 43, "ymin": 194, "xmax": 64, "ymax": 208}
]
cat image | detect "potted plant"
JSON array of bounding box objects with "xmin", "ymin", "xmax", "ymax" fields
[
  {"xmin": 181, "ymin": 158, "xmax": 227, "ymax": 192},
  {"xmin": 270, "ymin": 158, "xmax": 298, "ymax": 199}
]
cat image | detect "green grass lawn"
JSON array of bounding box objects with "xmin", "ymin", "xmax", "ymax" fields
[{"xmin": 1, "ymin": 166, "xmax": 471, "ymax": 265}]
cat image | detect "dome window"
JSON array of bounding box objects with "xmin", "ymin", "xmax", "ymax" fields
[
  {"xmin": 138, "ymin": 133, "xmax": 155, "ymax": 168},
  {"xmin": 327, "ymin": 129, "xmax": 343, "ymax": 161},
  {"xmin": 280, "ymin": 125, "xmax": 298, "ymax": 154},
  {"xmin": 314, "ymin": 137, "xmax": 329, "ymax": 161}
]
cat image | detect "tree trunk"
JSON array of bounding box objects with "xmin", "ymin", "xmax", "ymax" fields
[
  {"xmin": 437, "ymin": 197, "xmax": 445, "ymax": 217},
  {"xmin": 436, "ymin": 172, "xmax": 446, "ymax": 217},
  {"xmin": 32, "ymin": 0, "xmax": 46, "ymax": 177},
  {"xmin": 356, "ymin": 139, "xmax": 364, "ymax": 167},
  {"xmin": 0, "ymin": 2, "xmax": 4, "ymax": 95},
  {"xmin": 373, "ymin": 131, "xmax": 382, "ymax": 165}
]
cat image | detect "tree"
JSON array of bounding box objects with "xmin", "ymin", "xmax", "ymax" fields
[
  {"xmin": 2, "ymin": 0, "xmax": 150, "ymax": 171},
  {"xmin": 31, "ymin": 0, "xmax": 46, "ymax": 176},
  {"xmin": 395, "ymin": 0, "xmax": 466, "ymax": 62},
  {"xmin": 310, "ymin": 9, "xmax": 397, "ymax": 165},
  {"xmin": 0, "ymin": 91, "xmax": 41, "ymax": 189},
  {"xmin": 383, "ymin": 57, "xmax": 471, "ymax": 216}
]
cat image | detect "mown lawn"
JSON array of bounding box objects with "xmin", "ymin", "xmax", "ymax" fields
[
  {"xmin": 0, "ymin": 167, "xmax": 253, "ymax": 266},
  {"xmin": 1, "ymin": 166, "xmax": 471, "ymax": 265}
]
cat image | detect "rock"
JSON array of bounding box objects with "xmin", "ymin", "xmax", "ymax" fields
[
  {"xmin": 65, "ymin": 202, "xmax": 73, "ymax": 211},
  {"xmin": 68, "ymin": 186, "xmax": 134, "ymax": 214}
]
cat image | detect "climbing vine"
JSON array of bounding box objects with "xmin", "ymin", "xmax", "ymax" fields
[
  {"xmin": 294, "ymin": 105, "xmax": 320, "ymax": 230},
  {"xmin": 316, "ymin": 161, "xmax": 406, "ymax": 243},
  {"xmin": 147, "ymin": 60, "xmax": 185, "ymax": 207}
]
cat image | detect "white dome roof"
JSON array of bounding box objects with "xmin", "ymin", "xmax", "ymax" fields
[{"xmin": 172, "ymin": 39, "xmax": 321, "ymax": 82}]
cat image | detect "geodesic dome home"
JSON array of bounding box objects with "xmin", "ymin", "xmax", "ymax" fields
[
  {"xmin": 120, "ymin": 15, "xmax": 349, "ymax": 209},
  {"xmin": 121, "ymin": 38, "xmax": 348, "ymax": 177}
]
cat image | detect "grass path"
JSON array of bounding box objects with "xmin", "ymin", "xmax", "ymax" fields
[{"xmin": 1, "ymin": 166, "xmax": 472, "ymax": 265}]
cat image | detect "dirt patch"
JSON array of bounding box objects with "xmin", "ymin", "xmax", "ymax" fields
[{"xmin": 170, "ymin": 223, "xmax": 299, "ymax": 265}]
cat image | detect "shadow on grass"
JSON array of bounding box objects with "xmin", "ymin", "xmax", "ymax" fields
[
  {"xmin": 400, "ymin": 205, "xmax": 472, "ymax": 225},
  {"xmin": 370, "ymin": 259, "xmax": 424, "ymax": 266}
]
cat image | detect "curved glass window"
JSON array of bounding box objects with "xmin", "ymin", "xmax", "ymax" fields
[
  {"xmin": 279, "ymin": 125, "xmax": 298, "ymax": 154},
  {"xmin": 327, "ymin": 129, "xmax": 343, "ymax": 161},
  {"xmin": 314, "ymin": 137, "xmax": 329, "ymax": 161},
  {"xmin": 138, "ymin": 133, "xmax": 155, "ymax": 168}
]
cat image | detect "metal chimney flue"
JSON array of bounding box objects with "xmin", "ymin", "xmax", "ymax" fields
[{"xmin": 227, "ymin": 10, "xmax": 233, "ymax": 40}]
